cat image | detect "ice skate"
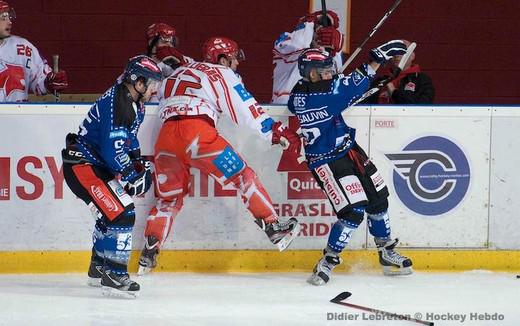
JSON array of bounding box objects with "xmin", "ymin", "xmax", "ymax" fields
[
  {"xmin": 256, "ymin": 217, "xmax": 300, "ymax": 251},
  {"xmin": 101, "ymin": 270, "xmax": 140, "ymax": 299},
  {"xmin": 376, "ymin": 238, "xmax": 413, "ymax": 276},
  {"xmin": 137, "ymin": 235, "xmax": 160, "ymax": 275},
  {"xmin": 87, "ymin": 257, "xmax": 104, "ymax": 287},
  {"xmin": 307, "ymin": 249, "xmax": 342, "ymax": 286}
]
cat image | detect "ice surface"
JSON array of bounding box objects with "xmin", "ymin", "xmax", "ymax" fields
[{"xmin": 0, "ymin": 271, "xmax": 518, "ymax": 325}]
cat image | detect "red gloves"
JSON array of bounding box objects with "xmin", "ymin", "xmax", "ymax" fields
[
  {"xmin": 271, "ymin": 121, "xmax": 302, "ymax": 155},
  {"xmin": 299, "ymin": 10, "xmax": 340, "ymax": 29},
  {"xmin": 316, "ymin": 26, "xmax": 344, "ymax": 55},
  {"xmin": 45, "ymin": 70, "xmax": 68, "ymax": 92},
  {"xmin": 156, "ymin": 45, "xmax": 186, "ymax": 68}
]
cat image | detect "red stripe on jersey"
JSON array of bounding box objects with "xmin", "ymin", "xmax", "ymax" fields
[
  {"xmin": 273, "ymin": 48, "xmax": 305, "ymax": 58},
  {"xmin": 72, "ymin": 165, "xmax": 124, "ymax": 221},
  {"xmin": 207, "ymin": 76, "xmax": 223, "ymax": 112},
  {"xmin": 214, "ymin": 69, "xmax": 238, "ymax": 123}
]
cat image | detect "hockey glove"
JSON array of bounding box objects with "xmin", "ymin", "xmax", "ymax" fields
[
  {"xmin": 316, "ymin": 26, "xmax": 344, "ymax": 55},
  {"xmin": 125, "ymin": 159, "xmax": 153, "ymax": 197},
  {"xmin": 369, "ymin": 40, "xmax": 407, "ymax": 64},
  {"xmin": 45, "ymin": 70, "xmax": 68, "ymax": 92},
  {"xmin": 156, "ymin": 45, "xmax": 186, "ymax": 69},
  {"xmin": 271, "ymin": 121, "xmax": 302, "ymax": 155}
]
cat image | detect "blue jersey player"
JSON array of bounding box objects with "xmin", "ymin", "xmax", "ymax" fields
[
  {"xmin": 288, "ymin": 42, "xmax": 414, "ymax": 285},
  {"xmin": 61, "ymin": 55, "xmax": 162, "ymax": 298}
]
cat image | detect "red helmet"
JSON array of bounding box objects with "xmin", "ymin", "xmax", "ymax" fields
[
  {"xmin": 0, "ymin": 1, "xmax": 16, "ymax": 21},
  {"xmin": 298, "ymin": 10, "xmax": 339, "ymax": 29},
  {"xmin": 202, "ymin": 37, "xmax": 245, "ymax": 64},
  {"xmin": 146, "ymin": 23, "xmax": 177, "ymax": 46}
]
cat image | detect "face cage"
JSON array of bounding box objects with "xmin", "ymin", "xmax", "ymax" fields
[
  {"xmin": 0, "ymin": 8, "xmax": 15, "ymax": 21},
  {"xmin": 145, "ymin": 78, "xmax": 159, "ymax": 89},
  {"xmin": 225, "ymin": 48, "xmax": 245, "ymax": 62},
  {"xmin": 316, "ymin": 65, "xmax": 335, "ymax": 77},
  {"xmin": 159, "ymin": 35, "xmax": 178, "ymax": 47},
  {"xmin": 147, "ymin": 35, "xmax": 178, "ymax": 57}
]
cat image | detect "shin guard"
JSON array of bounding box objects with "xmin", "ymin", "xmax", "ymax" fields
[
  {"xmin": 228, "ymin": 167, "xmax": 278, "ymax": 223},
  {"xmin": 327, "ymin": 219, "xmax": 360, "ymax": 253},
  {"xmin": 144, "ymin": 197, "xmax": 184, "ymax": 246},
  {"xmin": 367, "ymin": 210, "xmax": 391, "ymax": 239},
  {"xmin": 103, "ymin": 225, "xmax": 133, "ymax": 275}
]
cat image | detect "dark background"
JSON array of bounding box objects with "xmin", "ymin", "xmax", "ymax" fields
[{"xmin": 12, "ymin": 0, "xmax": 520, "ymax": 104}]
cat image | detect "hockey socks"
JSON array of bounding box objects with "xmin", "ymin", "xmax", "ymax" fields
[
  {"xmin": 101, "ymin": 225, "xmax": 139, "ymax": 298},
  {"xmin": 327, "ymin": 218, "xmax": 360, "ymax": 252},
  {"xmin": 367, "ymin": 210, "xmax": 391, "ymax": 239},
  {"xmin": 308, "ymin": 219, "xmax": 359, "ymax": 286}
]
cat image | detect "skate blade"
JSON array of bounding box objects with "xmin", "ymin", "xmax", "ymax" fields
[
  {"xmin": 87, "ymin": 277, "xmax": 102, "ymax": 287},
  {"xmin": 137, "ymin": 265, "xmax": 152, "ymax": 276},
  {"xmin": 383, "ymin": 265, "xmax": 413, "ymax": 276},
  {"xmin": 276, "ymin": 222, "xmax": 301, "ymax": 252},
  {"xmin": 307, "ymin": 273, "xmax": 327, "ymax": 286},
  {"xmin": 101, "ymin": 286, "xmax": 139, "ymax": 299}
]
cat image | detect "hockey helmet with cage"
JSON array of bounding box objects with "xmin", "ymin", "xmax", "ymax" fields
[
  {"xmin": 0, "ymin": 1, "xmax": 16, "ymax": 21},
  {"xmin": 298, "ymin": 48, "xmax": 334, "ymax": 80},
  {"xmin": 146, "ymin": 22, "xmax": 177, "ymax": 56},
  {"xmin": 123, "ymin": 55, "xmax": 162, "ymax": 87},
  {"xmin": 202, "ymin": 37, "xmax": 245, "ymax": 64}
]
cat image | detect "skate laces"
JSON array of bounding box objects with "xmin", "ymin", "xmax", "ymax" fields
[
  {"xmin": 120, "ymin": 274, "xmax": 130, "ymax": 283},
  {"xmin": 273, "ymin": 219, "xmax": 292, "ymax": 231},
  {"xmin": 378, "ymin": 238, "xmax": 407, "ymax": 264}
]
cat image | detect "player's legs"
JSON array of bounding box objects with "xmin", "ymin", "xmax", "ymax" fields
[
  {"xmin": 307, "ymin": 155, "xmax": 369, "ymax": 285},
  {"xmin": 184, "ymin": 120, "xmax": 299, "ymax": 251},
  {"xmin": 351, "ymin": 144, "xmax": 413, "ymax": 276},
  {"xmin": 138, "ymin": 121, "xmax": 190, "ymax": 274},
  {"xmin": 63, "ymin": 162, "xmax": 139, "ymax": 298}
]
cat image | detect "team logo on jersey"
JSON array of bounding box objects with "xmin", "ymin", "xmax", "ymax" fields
[
  {"xmin": 233, "ymin": 84, "xmax": 253, "ymax": 101},
  {"xmin": 0, "ymin": 63, "xmax": 25, "ymax": 98},
  {"xmin": 385, "ymin": 136, "xmax": 470, "ymax": 216}
]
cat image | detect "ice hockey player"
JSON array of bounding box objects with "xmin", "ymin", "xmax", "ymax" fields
[
  {"xmin": 145, "ymin": 22, "xmax": 192, "ymax": 77},
  {"xmin": 144, "ymin": 22, "xmax": 193, "ymax": 102},
  {"xmin": 0, "ymin": 1, "xmax": 68, "ymax": 102},
  {"xmin": 272, "ymin": 10, "xmax": 344, "ymax": 104},
  {"xmin": 61, "ymin": 55, "xmax": 162, "ymax": 298},
  {"xmin": 137, "ymin": 37, "xmax": 302, "ymax": 275},
  {"xmin": 288, "ymin": 43, "xmax": 414, "ymax": 286}
]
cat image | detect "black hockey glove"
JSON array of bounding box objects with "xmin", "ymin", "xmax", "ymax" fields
[
  {"xmin": 125, "ymin": 159, "xmax": 153, "ymax": 197},
  {"xmin": 369, "ymin": 40, "xmax": 407, "ymax": 64}
]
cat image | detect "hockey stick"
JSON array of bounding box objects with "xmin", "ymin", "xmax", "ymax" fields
[
  {"xmin": 346, "ymin": 41, "xmax": 416, "ymax": 108},
  {"xmin": 320, "ymin": 0, "xmax": 328, "ymax": 26},
  {"xmin": 340, "ymin": 0, "xmax": 403, "ymax": 73},
  {"xmin": 52, "ymin": 54, "xmax": 61, "ymax": 102},
  {"xmin": 331, "ymin": 292, "xmax": 434, "ymax": 326}
]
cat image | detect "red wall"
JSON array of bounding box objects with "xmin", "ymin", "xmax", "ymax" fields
[{"xmin": 11, "ymin": 0, "xmax": 520, "ymax": 104}]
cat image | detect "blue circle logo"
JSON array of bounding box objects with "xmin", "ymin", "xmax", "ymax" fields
[{"xmin": 385, "ymin": 136, "xmax": 470, "ymax": 216}]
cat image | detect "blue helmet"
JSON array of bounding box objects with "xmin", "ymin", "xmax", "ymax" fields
[
  {"xmin": 123, "ymin": 55, "xmax": 162, "ymax": 86},
  {"xmin": 298, "ymin": 48, "xmax": 334, "ymax": 80}
]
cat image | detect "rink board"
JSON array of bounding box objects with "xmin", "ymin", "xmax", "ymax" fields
[{"xmin": 0, "ymin": 104, "xmax": 519, "ymax": 272}]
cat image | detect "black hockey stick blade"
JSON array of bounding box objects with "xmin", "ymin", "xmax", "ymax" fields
[
  {"xmin": 517, "ymin": 275, "xmax": 520, "ymax": 278},
  {"xmin": 330, "ymin": 291, "xmax": 352, "ymax": 303}
]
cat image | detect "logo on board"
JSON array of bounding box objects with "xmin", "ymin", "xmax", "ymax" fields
[{"xmin": 385, "ymin": 136, "xmax": 470, "ymax": 216}]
